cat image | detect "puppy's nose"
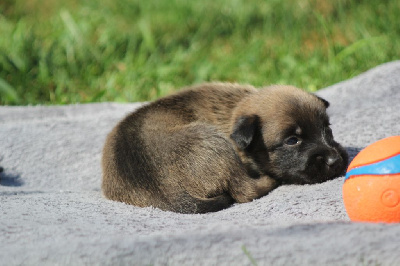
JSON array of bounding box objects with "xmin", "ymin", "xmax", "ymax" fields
[{"xmin": 325, "ymin": 155, "xmax": 339, "ymax": 167}]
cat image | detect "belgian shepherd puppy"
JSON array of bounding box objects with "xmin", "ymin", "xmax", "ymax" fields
[{"xmin": 102, "ymin": 83, "xmax": 348, "ymax": 213}]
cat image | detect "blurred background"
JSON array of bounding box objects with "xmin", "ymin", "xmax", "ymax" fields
[{"xmin": 0, "ymin": 0, "xmax": 399, "ymax": 105}]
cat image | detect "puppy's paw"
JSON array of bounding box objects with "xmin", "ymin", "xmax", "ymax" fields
[{"xmin": 229, "ymin": 175, "xmax": 278, "ymax": 203}]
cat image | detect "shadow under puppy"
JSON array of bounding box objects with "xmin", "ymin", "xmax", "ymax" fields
[{"xmin": 102, "ymin": 83, "xmax": 348, "ymax": 213}]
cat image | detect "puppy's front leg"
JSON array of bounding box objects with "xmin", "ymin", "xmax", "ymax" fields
[
  {"xmin": 229, "ymin": 175, "xmax": 278, "ymax": 203},
  {"xmin": 253, "ymin": 175, "xmax": 279, "ymax": 199}
]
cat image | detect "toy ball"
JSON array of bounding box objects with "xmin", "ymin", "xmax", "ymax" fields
[{"xmin": 343, "ymin": 136, "xmax": 400, "ymax": 223}]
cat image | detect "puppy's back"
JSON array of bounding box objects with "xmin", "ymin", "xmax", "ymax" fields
[{"xmin": 101, "ymin": 83, "xmax": 256, "ymax": 213}]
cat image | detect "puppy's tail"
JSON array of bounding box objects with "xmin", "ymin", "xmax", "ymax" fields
[{"xmin": 171, "ymin": 192, "xmax": 234, "ymax": 214}]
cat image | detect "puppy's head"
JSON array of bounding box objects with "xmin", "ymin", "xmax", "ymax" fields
[{"xmin": 230, "ymin": 85, "xmax": 348, "ymax": 184}]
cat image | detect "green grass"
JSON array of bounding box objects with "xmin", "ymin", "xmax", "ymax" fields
[
  {"xmin": 242, "ymin": 245, "xmax": 258, "ymax": 266},
  {"xmin": 0, "ymin": 0, "xmax": 399, "ymax": 105}
]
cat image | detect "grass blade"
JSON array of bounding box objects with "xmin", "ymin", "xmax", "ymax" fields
[
  {"xmin": 242, "ymin": 245, "xmax": 258, "ymax": 266},
  {"xmin": 335, "ymin": 36, "xmax": 387, "ymax": 61},
  {"xmin": 0, "ymin": 77, "xmax": 19, "ymax": 104}
]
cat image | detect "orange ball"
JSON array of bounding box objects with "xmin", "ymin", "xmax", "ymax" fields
[{"xmin": 343, "ymin": 136, "xmax": 400, "ymax": 223}]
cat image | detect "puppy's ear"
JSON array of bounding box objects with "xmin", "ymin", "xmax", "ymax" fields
[
  {"xmin": 230, "ymin": 115, "xmax": 259, "ymax": 150},
  {"xmin": 315, "ymin": 95, "xmax": 330, "ymax": 108}
]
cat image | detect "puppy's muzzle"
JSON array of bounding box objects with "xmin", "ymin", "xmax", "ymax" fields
[{"xmin": 313, "ymin": 148, "xmax": 344, "ymax": 177}]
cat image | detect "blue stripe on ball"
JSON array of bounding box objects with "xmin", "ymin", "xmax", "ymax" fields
[{"xmin": 345, "ymin": 154, "xmax": 400, "ymax": 181}]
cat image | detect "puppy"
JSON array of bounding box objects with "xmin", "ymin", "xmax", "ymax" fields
[{"xmin": 102, "ymin": 83, "xmax": 348, "ymax": 213}]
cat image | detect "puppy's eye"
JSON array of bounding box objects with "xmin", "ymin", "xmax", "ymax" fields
[{"xmin": 285, "ymin": 136, "xmax": 301, "ymax": 146}]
